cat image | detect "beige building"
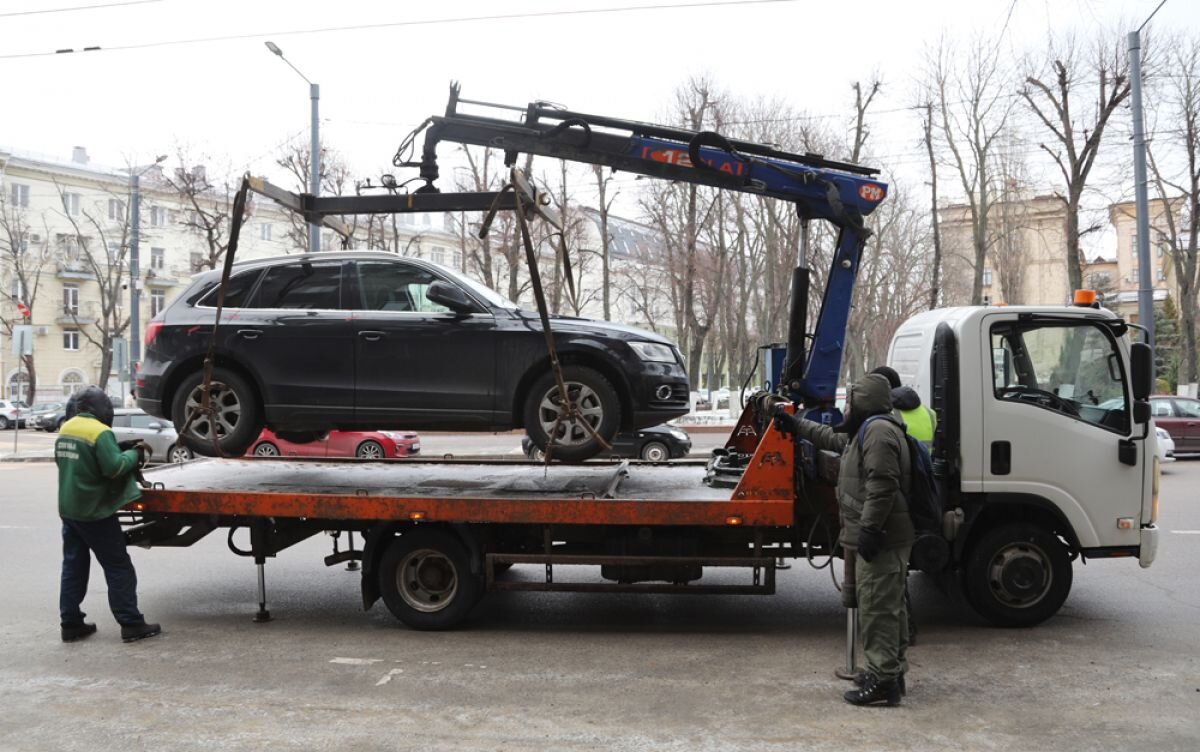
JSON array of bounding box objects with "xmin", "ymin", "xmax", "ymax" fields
[
  {"xmin": 1103, "ymin": 198, "xmax": 1178, "ymax": 322},
  {"xmin": 0, "ymin": 146, "xmax": 460, "ymax": 404}
]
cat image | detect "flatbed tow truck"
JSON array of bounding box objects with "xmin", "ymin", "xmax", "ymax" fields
[{"xmin": 124, "ymin": 87, "xmax": 1159, "ymax": 631}]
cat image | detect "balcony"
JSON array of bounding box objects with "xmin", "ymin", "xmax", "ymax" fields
[
  {"xmin": 56, "ymin": 302, "xmax": 98, "ymax": 326},
  {"xmin": 56, "ymin": 260, "xmax": 95, "ymax": 280},
  {"xmin": 145, "ymin": 267, "xmax": 180, "ymax": 287}
]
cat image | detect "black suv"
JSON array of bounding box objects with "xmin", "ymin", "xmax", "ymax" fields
[{"xmin": 138, "ymin": 252, "xmax": 689, "ymax": 461}]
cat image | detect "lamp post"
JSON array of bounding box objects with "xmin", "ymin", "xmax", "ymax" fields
[
  {"xmin": 129, "ymin": 154, "xmax": 167, "ymax": 378},
  {"xmin": 266, "ymin": 40, "xmax": 320, "ymax": 253}
]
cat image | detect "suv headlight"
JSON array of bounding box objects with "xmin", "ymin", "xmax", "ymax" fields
[{"xmin": 629, "ymin": 342, "xmax": 677, "ymax": 363}]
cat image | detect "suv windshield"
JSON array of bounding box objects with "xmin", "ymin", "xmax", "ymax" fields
[{"xmin": 991, "ymin": 319, "xmax": 1129, "ymax": 433}]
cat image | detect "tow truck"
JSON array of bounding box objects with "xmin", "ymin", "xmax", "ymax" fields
[{"xmin": 122, "ymin": 87, "xmax": 1159, "ymax": 631}]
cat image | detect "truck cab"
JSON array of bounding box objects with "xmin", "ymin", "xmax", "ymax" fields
[{"xmin": 888, "ymin": 302, "xmax": 1160, "ymax": 626}]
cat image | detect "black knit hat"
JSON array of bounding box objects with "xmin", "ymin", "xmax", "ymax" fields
[{"xmin": 870, "ymin": 365, "xmax": 902, "ymax": 390}]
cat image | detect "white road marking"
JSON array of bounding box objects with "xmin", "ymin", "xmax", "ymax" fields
[
  {"xmin": 1169, "ymin": 530, "xmax": 1200, "ymax": 535},
  {"xmin": 0, "ymin": 525, "xmax": 34, "ymax": 530},
  {"xmin": 329, "ymin": 657, "xmax": 383, "ymax": 665},
  {"xmin": 375, "ymin": 668, "xmax": 403, "ymax": 686}
]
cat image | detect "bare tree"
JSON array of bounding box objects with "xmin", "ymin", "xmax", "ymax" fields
[
  {"xmin": 929, "ymin": 35, "xmax": 1016, "ymax": 305},
  {"xmin": 53, "ymin": 182, "xmax": 133, "ymax": 390},
  {"xmin": 592, "ymin": 164, "xmax": 618, "ymax": 320},
  {"xmin": 1022, "ymin": 31, "xmax": 1131, "ymax": 294},
  {"xmin": 1147, "ymin": 34, "xmax": 1200, "ymax": 383},
  {"xmin": 0, "ymin": 198, "xmax": 51, "ymax": 403},
  {"xmin": 921, "ymin": 100, "xmax": 944, "ymax": 309},
  {"xmin": 275, "ymin": 142, "xmax": 354, "ymax": 250},
  {"xmin": 164, "ymin": 156, "xmax": 249, "ymax": 271}
]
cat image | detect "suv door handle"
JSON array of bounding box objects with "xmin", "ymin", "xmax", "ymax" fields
[
  {"xmin": 359, "ymin": 331, "xmax": 385, "ymax": 342},
  {"xmin": 237, "ymin": 329, "xmax": 263, "ymax": 340}
]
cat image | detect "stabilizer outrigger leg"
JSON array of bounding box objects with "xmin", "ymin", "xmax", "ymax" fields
[{"xmin": 253, "ymin": 557, "xmax": 272, "ymax": 623}]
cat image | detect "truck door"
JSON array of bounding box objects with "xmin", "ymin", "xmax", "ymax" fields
[{"xmin": 981, "ymin": 314, "xmax": 1144, "ymax": 550}]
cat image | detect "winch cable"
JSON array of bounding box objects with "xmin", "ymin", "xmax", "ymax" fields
[
  {"xmin": 177, "ymin": 174, "xmax": 252, "ymax": 458},
  {"xmin": 500, "ymin": 171, "xmax": 610, "ymax": 463}
]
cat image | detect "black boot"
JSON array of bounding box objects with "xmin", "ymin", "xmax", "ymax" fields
[
  {"xmin": 121, "ymin": 622, "xmax": 162, "ymax": 643},
  {"xmin": 844, "ymin": 673, "xmax": 902, "ymax": 706},
  {"xmin": 61, "ymin": 622, "xmax": 97, "ymax": 643},
  {"xmin": 854, "ymin": 669, "xmax": 906, "ymax": 695}
]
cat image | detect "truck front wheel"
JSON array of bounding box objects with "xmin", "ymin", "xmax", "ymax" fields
[
  {"xmin": 378, "ymin": 528, "xmax": 482, "ymax": 630},
  {"xmin": 962, "ymin": 522, "xmax": 1072, "ymax": 627}
]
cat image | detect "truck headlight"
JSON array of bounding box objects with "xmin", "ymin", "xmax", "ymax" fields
[{"xmin": 629, "ymin": 342, "xmax": 677, "ymax": 363}]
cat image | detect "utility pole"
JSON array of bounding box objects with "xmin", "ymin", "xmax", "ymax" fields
[
  {"xmin": 266, "ymin": 41, "xmax": 320, "ymax": 252},
  {"xmin": 129, "ymin": 155, "xmax": 166, "ymax": 376},
  {"xmin": 1129, "ymin": 29, "xmax": 1154, "ymax": 346}
]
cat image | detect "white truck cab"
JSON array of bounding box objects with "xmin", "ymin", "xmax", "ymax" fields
[{"xmin": 888, "ymin": 302, "xmax": 1160, "ymax": 626}]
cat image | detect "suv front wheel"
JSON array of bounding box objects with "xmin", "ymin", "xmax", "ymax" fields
[
  {"xmin": 171, "ymin": 366, "xmax": 263, "ymax": 457},
  {"xmin": 523, "ymin": 365, "xmax": 620, "ymax": 463}
]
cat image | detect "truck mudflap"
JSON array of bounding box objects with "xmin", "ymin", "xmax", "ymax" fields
[{"xmin": 1139, "ymin": 525, "xmax": 1159, "ymax": 568}]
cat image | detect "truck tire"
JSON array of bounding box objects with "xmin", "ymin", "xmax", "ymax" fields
[
  {"xmin": 962, "ymin": 522, "xmax": 1072, "ymax": 627},
  {"xmin": 171, "ymin": 367, "xmax": 263, "ymax": 458},
  {"xmin": 523, "ymin": 365, "xmax": 620, "ymax": 463},
  {"xmin": 378, "ymin": 528, "xmax": 482, "ymax": 630}
]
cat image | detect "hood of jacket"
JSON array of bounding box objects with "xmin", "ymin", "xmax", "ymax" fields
[
  {"xmin": 68, "ymin": 385, "xmax": 114, "ymax": 427},
  {"xmin": 891, "ymin": 385, "xmax": 922, "ymax": 411},
  {"xmin": 838, "ymin": 373, "xmax": 894, "ymax": 433}
]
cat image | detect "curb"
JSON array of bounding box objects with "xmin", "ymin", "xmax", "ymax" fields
[{"xmin": 0, "ymin": 455, "xmax": 55, "ymax": 463}]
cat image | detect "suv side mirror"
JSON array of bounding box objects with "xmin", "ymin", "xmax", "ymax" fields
[
  {"xmin": 147, "ymin": 421, "xmax": 164, "ymax": 432},
  {"xmin": 426, "ymin": 281, "xmax": 476, "ymax": 314},
  {"xmin": 1130, "ymin": 342, "xmax": 1153, "ymax": 401}
]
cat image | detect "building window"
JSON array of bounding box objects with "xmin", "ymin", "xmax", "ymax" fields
[
  {"xmin": 150, "ymin": 247, "xmax": 165, "ymax": 270},
  {"xmin": 150, "ymin": 206, "xmax": 167, "ymax": 227},
  {"xmin": 1132, "ymin": 266, "xmax": 1139, "ymax": 281},
  {"xmin": 9, "ymin": 277, "xmax": 24, "ymax": 302},
  {"xmin": 431, "ymin": 246, "xmax": 446, "ymax": 265},
  {"xmin": 61, "ymin": 192, "xmax": 81, "ymax": 216},
  {"xmin": 260, "ymin": 223, "xmax": 272, "ymax": 241},
  {"xmin": 150, "ymin": 289, "xmax": 165, "ymax": 317},
  {"xmin": 189, "ymin": 252, "xmax": 204, "ymax": 272},
  {"xmin": 61, "ymin": 370, "xmax": 84, "ymax": 396},
  {"xmin": 9, "ymin": 183, "xmax": 30, "ymax": 208},
  {"xmin": 108, "ymin": 198, "xmax": 126, "ymax": 221},
  {"xmin": 62, "ymin": 284, "xmax": 80, "ymax": 314},
  {"xmin": 453, "ymin": 251, "xmax": 463, "ymax": 268},
  {"xmin": 1158, "ymin": 267, "xmax": 1167, "ymax": 281},
  {"xmin": 982, "ymin": 267, "xmax": 993, "ymax": 287},
  {"xmin": 63, "ymin": 329, "xmax": 80, "ymax": 351}
]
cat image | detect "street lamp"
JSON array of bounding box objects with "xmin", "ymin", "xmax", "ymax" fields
[
  {"xmin": 265, "ymin": 40, "xmax": 320, "ymax": 253},
  {"xmin": 129, "ymin": 154, "xmax": 168, "ymax": 376}
]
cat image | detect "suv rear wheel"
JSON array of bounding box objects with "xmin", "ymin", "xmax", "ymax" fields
[
  {"xmin": 171, "ymin": 366, "xmax": 263, "ymax": 457},
  {"xmin": 523, "ymin": 365, "xmax": 620, "ymax": 463}
]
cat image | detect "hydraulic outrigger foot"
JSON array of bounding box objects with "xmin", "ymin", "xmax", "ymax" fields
[{"xmin": 253, "ymin": 558, "xmax": 272, "ymax": 623}]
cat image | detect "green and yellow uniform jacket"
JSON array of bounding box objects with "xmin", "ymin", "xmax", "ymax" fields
[{"xmin": 55, "ymin": 412, "xmax": 141, "ymax": 521}]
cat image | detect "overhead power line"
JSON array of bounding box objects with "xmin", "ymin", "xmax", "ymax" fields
[
  {"xmin": 0, "ymin": 0, "xmax": 161, "ymax": 18},
  {"xmin": 1, "ymin": 0, "xmax": 797, "ymax": 60}
]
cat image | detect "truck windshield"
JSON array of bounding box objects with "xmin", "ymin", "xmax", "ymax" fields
[{"xmin": 990, "ymin": 320, "xmax": 1129, "ymax": 434}]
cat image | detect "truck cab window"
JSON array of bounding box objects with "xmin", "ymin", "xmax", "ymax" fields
[{"xmin": 990, "ymin": 321, "xmax": 1129, "ymax": 433}]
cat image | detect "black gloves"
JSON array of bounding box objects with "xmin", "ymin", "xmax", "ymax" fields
[
  {"xmin": 121, "ymin": 440, "xmax": 151, "ymax": 468},
  {"xmin": 772, "ymin": 404, "xmax": 799, "ymax": 437},
  {"xmin": 857, "ymin": 526, "xmax": 885, "ymax": 563}
]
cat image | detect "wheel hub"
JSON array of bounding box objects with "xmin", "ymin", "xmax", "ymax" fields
[
  {"xmin": 397, "ymin": 549, "xmax": 458, "ymax": 613},
  {"xmin": 988, "ymin": 543, "xmax": 1051, "ymax": 608},
  {"xmin": 538, "ymin": 380, "xmax": 603, "ymax": 448},
  {"xmin": 184, "ymin": 380, "xmax": 241, "ymax": 441}
]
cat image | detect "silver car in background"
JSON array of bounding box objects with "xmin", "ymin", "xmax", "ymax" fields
[{"xmin": 110, "ymin": 408, "xmax": 194, "ymax": 464}]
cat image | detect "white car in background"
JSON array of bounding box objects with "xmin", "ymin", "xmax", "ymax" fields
[{"xmin": 1155, "ymin": 425, "xmax": 1176, "ymax": 463}]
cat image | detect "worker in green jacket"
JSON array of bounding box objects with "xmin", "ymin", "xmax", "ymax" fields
[
  {"xmin": 57, "ymin": 386, "xmax": 161, "ymax": 644},
  {"xmin": 776, "ymin": 373, "xmax": 913, "ymax": 706},
  {"xmin": 872, "ymin": 366, "xmax": 936, "ymax": 445}
]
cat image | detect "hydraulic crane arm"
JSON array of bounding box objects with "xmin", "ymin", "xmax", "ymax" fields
[{"xmin": 405, "ymin": 85, "xmax": 889, "ymax": 404}]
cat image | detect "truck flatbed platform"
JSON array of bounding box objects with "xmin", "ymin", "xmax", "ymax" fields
[{"xmin": 136, "ymin": 458, "xmax": 794, "ymax": 527}]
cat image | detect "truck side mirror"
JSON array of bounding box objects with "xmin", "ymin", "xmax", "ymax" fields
[
  {"xmin": 1130, "ymin": 342, "xmax": 1153, "ymax": 401},
  {"xmin": 1132, "ymin": 400, "xmax": 1151, "ymax": 425},
  {"xmin": 426, "ymin": 281, "xmax": 476, "ymax": 314}
]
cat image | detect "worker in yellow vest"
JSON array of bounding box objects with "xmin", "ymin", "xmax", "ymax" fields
[{"xmin": 871, "ymin": 366, "xmax": 936, "ymax": 446}]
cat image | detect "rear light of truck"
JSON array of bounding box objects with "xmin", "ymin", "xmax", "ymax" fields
[{"xmin": 144, "ymin": 321, "xmax": 163, "ymax": 348}]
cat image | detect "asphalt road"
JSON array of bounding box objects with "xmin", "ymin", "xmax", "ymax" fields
[{"xmin": 1, "ymin": 460, "xmax": 1197, "ymax": 751}]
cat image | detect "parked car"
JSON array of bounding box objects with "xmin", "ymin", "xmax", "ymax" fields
[
  {"xmin": 37, "ymin": 406, "xmax": 69, "ymax": 432},
  {"xmin": 522, "ymin": 423, "xmax": 691, "ymax": 462},
  {"xmin": 248, "ymin": 428, "xmax": 420, "ymax": 459},
  {"xmin": 1155, "ymin": 425, "xmax": 1176, "ymax": 463},
  {"xmin": 27, "ymin": 401, "xmax": 64, "ymax": 430},
  {"xmin": 0, "ymin": 400, "xmax": 27, "ymax": 429},
  {"xmin": 110, "ymin": 408, "xmax": 194, "ymax": 464},
  {"xmin": 138, "ymin": 252, "xmax": 689, "ymax": 461},
  {"xmin": 1149, "ymin": 395, "xmax": 1200, "ymax": 454}
]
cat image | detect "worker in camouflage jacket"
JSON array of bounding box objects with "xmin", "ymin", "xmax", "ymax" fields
[
  {"xmin": 56, "ymin": 385, "xmax": 161, "ymax": 644},
  {"xmin": 776, "ymin": 372, "xmax": 913, "ymax": 706}
]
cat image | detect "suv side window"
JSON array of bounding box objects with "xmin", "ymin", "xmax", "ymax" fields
[
  {"xmin": 353, "ymin": 261, "xmax": 453, "ymax": 314},
  {"xmin": 251, "ymin": 262, "xmax": 343, "ymax": 310},
  {"xmin": 197, "ymin": 269, "xmax": 262, "ymax": 309},
  {"xmin": 111, "ymin": 415, "xmax": 132, "ymax": 428},
  {"xmin": 129, "ymin": 414, "xmax": 158, "ymax": 429}
]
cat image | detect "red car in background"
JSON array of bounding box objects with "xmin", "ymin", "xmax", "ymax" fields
[{"xmin": 248, "ymin": 428, "xmax": 420, "ymax": 459}]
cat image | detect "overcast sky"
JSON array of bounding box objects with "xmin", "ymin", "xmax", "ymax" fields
[{"xmin": 2, "ymin": 0, "xmax": 1196, "ymax": 249}]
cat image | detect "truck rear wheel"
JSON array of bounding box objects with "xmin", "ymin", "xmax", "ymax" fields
[
  {"xmin": 378, "ymin": 528, "xmax": 482, "ymax": 630},
  {"xmin": 962, "ymin": 522, "xmax": 1072, "ymax": 627}
]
